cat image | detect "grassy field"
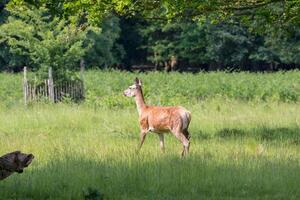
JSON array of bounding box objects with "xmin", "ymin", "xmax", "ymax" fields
[
  {"xmin": 0, "ymin": 71, "xmax": 300, "ymax": 199},
  {"xmin": 1, "ymin": 70, "xmax": 300, "ymax": 108}
]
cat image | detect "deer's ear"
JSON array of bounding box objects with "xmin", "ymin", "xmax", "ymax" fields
[
  {"xmin": 135, "ymin": 77, "xmax": 139, "ymax": 84},
  {"xmin": 135, "ymin": 77, "xmax": 142, "ymax": 86},
  {"xmin": 138, "ymin": 79, "xmax": 142, "ymax": 86}
]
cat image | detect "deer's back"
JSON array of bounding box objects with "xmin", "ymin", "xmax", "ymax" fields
[{"xmin": 140, "ymin": 106, "xmax": 191, "ymax": 133}]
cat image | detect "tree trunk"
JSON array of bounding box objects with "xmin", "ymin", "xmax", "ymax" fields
[
  {"xmin": 170, "ymin": 56, "xmax": 177, "ymax": 71},
  {"xmin": 164, "ymin": 61, "xmax": 171, "ymax": 72}
]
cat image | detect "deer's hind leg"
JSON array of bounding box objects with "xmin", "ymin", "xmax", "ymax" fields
[
  {"xmin": 158, "ymin": 134, "xmax": 165, "ymax": 153},
  {"xmin": 183, "ymin": 129, "xmax": 191, "ymax": 152},
  {"xmin": 183, "ymin": 129, "xmax": 191, "ymax": 140},
  {"xmin": 172, "ymin": 129, "xmax": 190, "ymax": 157}
]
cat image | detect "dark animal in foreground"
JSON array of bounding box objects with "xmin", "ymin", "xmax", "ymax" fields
[{"xmin": 0, "ymin": 151, "xmax": 34, "ymax": 180}]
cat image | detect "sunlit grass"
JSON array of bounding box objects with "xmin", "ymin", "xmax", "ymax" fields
[
  {"xmin": 0, "ymin": 100, "xmax": 299, "ymax": 199},
  {"xmin": 1, "ymin": 70, "xmax": 300, "ymax": 109}
]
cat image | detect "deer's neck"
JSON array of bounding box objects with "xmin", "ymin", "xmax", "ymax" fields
[{"xmin": 135, "ymin": 87, "xmax": 146, "ymax": 116}]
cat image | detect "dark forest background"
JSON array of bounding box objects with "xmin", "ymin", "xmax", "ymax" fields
[{"xmin": 1, "ymin": 0, "xmax": 300, "ymax": 74}]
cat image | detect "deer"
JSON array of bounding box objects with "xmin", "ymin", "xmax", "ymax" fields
[{"xmin": 123, "ymin": 78, "xmax": 191, "ymax": 156}]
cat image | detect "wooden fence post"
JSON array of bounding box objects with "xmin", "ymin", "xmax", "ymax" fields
[
  {"xmin": 48, "ymin": 67, "xmax": 54, "ymax": 102},
  {"xmin": 23, "ymin": 66, "xmax": 85, "ymax": 104},
  {"xmin": 80, "ymin": 58, "xmax": 85, "ymax": 98},
  {"xmin": 33, "ymin": 76, "xmax": 37, "ymax": 101},
  {"xmin": 23, "ymin": 67, "xmax": 28, "ymax": 105}
]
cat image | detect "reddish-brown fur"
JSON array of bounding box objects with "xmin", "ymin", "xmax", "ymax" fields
[{"xmin": 124, "ymin": 78, "xmax": 191, "ymax": 156}]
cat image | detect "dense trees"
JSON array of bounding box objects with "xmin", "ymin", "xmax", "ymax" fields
[
  {"xmin": 84, "ymin": 15, "xmax": 125, "ymax": 68},
  {"xmin": 0, "ymin": 4, "xmax": 124, "ymax": 75},
  {"xmin": 0, "ymin": 5, "xmax": 90, "ymax": 80},
  {"xmin": 10, "ymin": 0, "xmax": 299, "ymax": 29},
  {"xmin": 129, "ymin": 17, "xmax": 300, "ymax": 71},
  {"xmin": 0, "ymin": 1, "xmax": 299, "ymax": 73}
]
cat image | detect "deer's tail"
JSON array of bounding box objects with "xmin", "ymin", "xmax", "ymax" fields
[{"xmin": 179, "ymin": 107, "xmax": 191, "ymax": 131}]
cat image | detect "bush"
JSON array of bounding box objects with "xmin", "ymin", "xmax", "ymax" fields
[{"xmin": 0, "ymin": 4, "xmax": 92, "ymax": 82}]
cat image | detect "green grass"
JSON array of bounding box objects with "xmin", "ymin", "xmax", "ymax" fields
[
  {"xmin": 84, "ymin": 70, "xmax": 300, "ymax": 106},
  {"xmin": 0, "ymin": 70, "xmax": 300, "ymax": 109},
  {"xmin": 0, "ymin": 70, "xmax": 300, "ymax": 199},
  {"xmin": 0, "ymin": 99, "xmax": 299, "ymax": 199}
]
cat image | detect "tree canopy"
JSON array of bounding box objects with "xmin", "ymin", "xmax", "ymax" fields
[
  {"xmin": 7, "ymin": 0, "xmax": 300, "ymax": 29},
  {"xmin": 0, "ymin": 0, "xmax": 299, "ymax": 74}
]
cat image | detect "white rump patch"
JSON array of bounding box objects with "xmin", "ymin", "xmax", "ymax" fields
[{"xmin": 179, "ymin": 107, "xmax": 191, "ymax": 130}]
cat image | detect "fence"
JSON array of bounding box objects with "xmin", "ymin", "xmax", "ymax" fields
[{"xmin": 23, "ymin": 67, "xmax": 85, "ymax": 104}]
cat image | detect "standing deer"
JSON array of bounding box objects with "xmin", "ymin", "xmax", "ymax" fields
[{"xmin": 123, "ymin": 78, "xmax": 191, "ymax": 156}]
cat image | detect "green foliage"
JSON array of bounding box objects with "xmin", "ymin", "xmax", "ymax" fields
[
  {"xmin": 134, "ymin": 16, "xmax": 300, "ymax": 70},
  {"xmin": 0, "ymin": 4, "xmax": 91, "ymax": 81},
  {"xmin": 84, "ymin": 15, "xmax": 125, "ymax": 69},
  {"xmin": 12, "ymin": 0, "xmax": 299, "ymax": 34},
  {"xmin": 117, "ymin": 17, "xmax": 149, "ymax": 68},
  {"xmin": 203, "ymin": 21, "xmax": 252, "ymax": 69},
  {"xmin": 1, "ymin": 1, "xmax": 300, "ymax": 71},
  {"xmin": 263, "ymin": 27, "xmax": 300, "ymax": 65},
  {"xmin": 0, "ymin": 73, "xmax": 23, "ymax": 109},
  {"xmin": 139, "ymin": 17, "xmax": 181, "ymax": 67}
]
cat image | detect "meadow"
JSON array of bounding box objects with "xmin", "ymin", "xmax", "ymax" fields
[{"xmin": 0, "ymin": 70, "xmax": 299, "ymax": 199}]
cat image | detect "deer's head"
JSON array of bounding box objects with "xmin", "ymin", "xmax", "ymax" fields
[{"xmin": 123, "ymin": 78, "xmax": 142, "ymax": 97}]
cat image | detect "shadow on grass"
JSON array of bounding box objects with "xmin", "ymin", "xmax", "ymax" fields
[
  {"xmin": 193, "ymin": 126, "xmax": 300, "ymax": 143},
  {"xmin": 0, "ymin": 153, "xmax": 299, "ymax": 199}
]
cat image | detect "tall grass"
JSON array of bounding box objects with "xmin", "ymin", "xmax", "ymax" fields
[
  {"xmin": 84, "ymin": 70, "xmax": 300, "ymax": 105},
  {"xmin": 0, "ymin": 70, "xmax": 299, "ymax": 109},
  {"xmin": 0, "ymin": 73, "xmax": 23, "ymax": 108}
]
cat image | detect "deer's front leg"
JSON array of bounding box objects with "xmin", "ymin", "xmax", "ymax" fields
[
  {"xmin": 138, "ymin": 129, "xmax": 148, "ymax": 152},
  {"xmin": 138, "ymin": 117, "xmax": 149, "ymax": 152}
]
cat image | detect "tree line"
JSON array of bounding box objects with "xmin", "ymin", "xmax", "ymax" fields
[{"xmin": 0, "ymin": 1, "xmax": 299, "ymax": 77}]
